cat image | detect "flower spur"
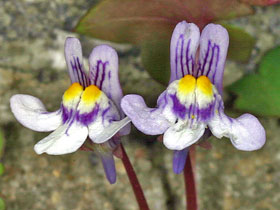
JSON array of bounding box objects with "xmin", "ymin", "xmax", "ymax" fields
[
  {"xmin": 10, "ymin": 38, "xmax": 130, "ymax": 183},
  {"xmin": 121, "ymin": 21, "xmax": 266, "ymax": 174}
]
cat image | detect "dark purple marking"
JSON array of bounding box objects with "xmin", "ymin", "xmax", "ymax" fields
[
  {"xmin": 76, "ymin": 104, "xmax": 100, "ymax": 126},
  {"xmin": 76, "ymin": 57, "xmax": 89, "ymax": 87},
  {"xmin": 197, "ymin": 102, "xmax": 215, "ymax": 122},
  {"xmin": 212, "ymin": 45, "xmax": 220, "ymax": 84},
  {"xmin": 180, "ymin": 36, "xmax": 185, "ymax": 77},
  {"xmin": 99, "ymin": 61, "xmax": 108, "ymax": 90},
  {"xmin": 185, "ymin": 39, "xmax": 191, "ymax": 75},
  {"xmin": 170, "ymin": 94, "xmax": 187, "ymax": 119},
  {"xmin": 94, "ymin": 60, "xmax": 101, "ymax": 86},
  {"xmin": 201, "ymin": 40, "xmax": 211, "ymax": 75},
  {"xmin": 205, "ymin": 44, "xmax": 220, "ymax": 78},
  {"xmin": 70, "ymin": 56, "xmax": 89, "ymax": 88},
  {"xmin": 61, "ymin": 104, "xmax": 73, "ymax": 124},
  {"xmin": 93, "ymin": 60, "xmax": 109, "ymax": 90}
]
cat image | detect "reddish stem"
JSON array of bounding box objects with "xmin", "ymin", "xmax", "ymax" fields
[
  {"xmin": 120, "ymin": 144, "xmax": 150, "ymax": 210},
  {"xmin": 184, "ymin": 147, "xmax": 198, "ymax": 210}
]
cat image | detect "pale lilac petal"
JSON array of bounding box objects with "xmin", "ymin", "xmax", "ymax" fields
[
  {"xmin": 34, "ymin": 121, "xmax": 88, "ymax": 155},
  {"xmin": 10, "ymin": 94, "xmax": 62, "ymax": 132},
  {"xmin": 208, "ymin": 100, "xmax": 265, "ymax": 151},
  {"xmin": 100, "ymin": 153, "xmax": 116, "ymax": 184},
  {"xmin": 121, "ymin": 95, "xmax": 172, "ymax": 135},
  {"xmin": 88, "ymin": 117, "xmax": 131, "ymax": 144},
  {"xmin": 198, "ymin": 24, "xmax": 229, "ymax": 95},
  {"xmin": 169, "ymin": 21, "xmax": 200, "ymax": 83},
  {"xmin": 64, "ymin": 37, "xmax": 89, "ymax": 87},
  {"xmin": 173, "ymin": 148, "xmax": 188, "ymax": 174},
  {"xmin": 163, "ymin": 121, "xmax": 206, "ymax": 150},
  {"xmin": 89, "ymin": 45, "xmax": 123, "ymax": 113}
]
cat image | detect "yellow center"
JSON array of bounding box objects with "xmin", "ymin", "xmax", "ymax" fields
[
  {"xmin": 81, "ymin": 85, "xmax": 102, "ymax": 105},
  {"xmin": 177, "ymin": 75, "xmax": 213, "ymax": 97},
  {"xmin": 63, "ymin": 83, "xmax": 83, "ymax": 103},
  {"xmin": 178, "ymin": 75, "xmax": 196, "ymax": 95},
  {"xmin": 196, "ymin": 76, "xmax": 213, "ymax": 96}
]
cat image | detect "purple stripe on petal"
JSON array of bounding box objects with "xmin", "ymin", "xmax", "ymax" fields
[
  {"xmin": 89, "ymin": 45, "xmax": 123, "ymax": 112},
  {"xmin": 100, "ymin": 153, "xmax": 117, "ymax": 184},
  {"xmin": 198, "ymin": 24, "xmax": 229, "ymax": 95},
  {"xmin": 61, "ymin": 104, "xmax": 74, "ymax": 124},
  {"xmin": 173, "ymin": 148, "xmax": 188, "ymax": 174},
  {"xmin": 170, "ymin": 94, "xmax": 187, "ymax": 120},
  {"xmin": 76, "ymin": 105, "xmax": 100, "ymax": 126},
  {"xmin": 180, "ymin": 35, "xmax": 185, "ymax": 77},
  {"xmin": 64, "ymin": 38, "xmax": 89, "ymax": 88},
  {"xmin": 169, "ymin": 21, "xmax": 200, "ymax": 83}
]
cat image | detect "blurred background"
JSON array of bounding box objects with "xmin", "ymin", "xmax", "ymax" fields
[{"xmin": 0, "ymin": 0, "xmax": 280, "ymax": 209}]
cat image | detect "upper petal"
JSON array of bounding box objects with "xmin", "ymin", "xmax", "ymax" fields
[
  {"xmin": 10, "ymin": 94, "xmax": 62, "ymax": 132},
  {"xmin": 169, "ymin": 21, "xmax": 200, "ymax": 83},
  {"xmin": 208, "ymin": 101, "xmax": 266, "ymax": 151},
  {"xmin": 121, "ymin": 94, "xmax": 172, "ymax": 135},
  {"xmin": 198, "ymin": 24, "xmax": 229, "ymax": 95},
  {"xmin": 89, "ymin": 45, "xmax": 123, "ymax": 113},
  {"xmin": 163, "ymin": 121, "xmax": 206, "ymax": 150},
  {"xmin": 64, "ymin": 37, "xmax": 89, "ymax": 88},
  {"xmin": 34, "ymin": 120, "xmax": 88, "ymax": 155}
]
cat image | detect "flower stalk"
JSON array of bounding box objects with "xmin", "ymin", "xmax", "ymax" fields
[
  {"xmin": 120, "ymin": 144, "xmax": 150, "ymax": 210},
  {"xmin": 184, "ymin": 146, "xmax": 198, "ymax": 210}
]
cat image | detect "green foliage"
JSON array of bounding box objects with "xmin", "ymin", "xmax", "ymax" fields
[
  {"xmin": 0, "ymin": 198, "xmax": 4, "ymax": 210},
  {"xmin": 0, "ymin": 129, "xmax": 4, "ymax": 157},
  {"xmin": 140, "ymin": 38, "xmax": 170, "ymax": 85},
  {"xmin": 228, "ymin": 47, "xmax": 280, "ymax": 116},
  {"xmin": 223, "ymin": 24, "xmax": 255, "ymax": 62},
  {"xmin": 75, "ymin": 0, "xmax": 253, "ymax": 44},
  {"xmin": 0, "ymin": 164, "xmax": 3, "ymax": 176}
]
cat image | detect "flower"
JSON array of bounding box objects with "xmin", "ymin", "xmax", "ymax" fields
[
  {"xmin": 10, "ymin": 38, "xmax": 130, "ymax": 183},
  {"xmin": 121, "ymin": 21, "xmax": 266, "ymax": 174}
]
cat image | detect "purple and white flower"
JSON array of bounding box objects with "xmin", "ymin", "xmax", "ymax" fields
[
  {"xmin": 10, "ymin": 38, "xmax": 130, "ymax": 183},
  {"xmin": 121, "ymin": 21, "xmax": 266, "ymax": 174}
]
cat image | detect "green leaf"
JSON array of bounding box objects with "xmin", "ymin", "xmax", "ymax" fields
[
  {"xmin": 222, "ymin": 24, "xmax": 255, "ymax": 62},
  {"xmin": 0, "ymin": 129, "xmax": 4, "ymax": 158},
  {"xmin": 141, "ymin": 38, "xmax": 170, "ymax": 85},
  {"xmin": 0, "ymin": 198, "xmax": 5, "ymax": 210},
  {"xmin": 75, "ymin": 0, "xmax": 253, "ymax": 44},
  {"xmin": 228, "ymin": 46, "xmax": 280, "ymax": 116},
  {"xmin": 0, "ymin": 164, "xmax": 4, "ymax": 176}
]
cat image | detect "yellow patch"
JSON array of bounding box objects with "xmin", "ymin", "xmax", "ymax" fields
[
  {"xmin": 81, "ymin": 85, "xmax": 102, "ymax": 105},
  {"xmin": 178, "ymin": 75, "xmax": 196, "ymax": 95},
  {"xmin": 63, "ymin": 83, "xmax": 83, "ymax": 103},
  {"xmin": 196, "ymin": 76, "xmax": 213, "ymax": 96}
]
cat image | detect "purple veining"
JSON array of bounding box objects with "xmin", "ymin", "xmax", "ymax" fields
[
  {"xmin": 94, "ymin": 60, "xmax": 109, "ymax": 90},
  {"xmin": 76, "ymin": 104, "xmax": 100, "ymax": 126},
  {"xmin": 61, "ymin": 104, "xmax": 73, "ymax": 124},
  {"xmin": 170, "ymin": 94, "xmax": 187, "ymax": 119},
  {"xmin": 185, "ymin": 39, "xmax": 191, "ymax": 75},
  {"xmin": 180, "ymin": 35, "xmax": 185, "ymax": 77},
  {"xmin": 201, "ymin": 40, "xmax": 211, "ymax": 76}
]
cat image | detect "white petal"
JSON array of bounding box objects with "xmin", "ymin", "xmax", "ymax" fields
[
  {"xmin": 163, "ymin": 121, "xmax": 206, "ymax": 150},
  {"xmin": 89, "ymin": 117, "xmax": 131, "ymax": 144},
  {"xmin": 208, "ymin": 112, "xmax": 266, "ymax": 151},
  {"xmin": 10, "ymin": 94, "xmax": 62, "ymax": 132},
  {"xmin": 34, "ymin": 121, "xmax": 88, "ymax": 155}
]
